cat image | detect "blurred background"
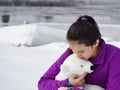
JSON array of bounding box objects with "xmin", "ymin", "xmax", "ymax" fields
[{"xmin": 0, "ymin": 0, "xmax": 120, "ymax": 26}]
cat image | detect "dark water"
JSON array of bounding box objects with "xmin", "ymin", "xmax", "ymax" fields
[{"xmin": 0, "ymin": 0, "xmax": 120, "ymax": 27}]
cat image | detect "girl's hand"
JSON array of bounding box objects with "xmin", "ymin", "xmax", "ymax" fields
[
  {"xmin": 69, "ymin": 73, "xmax": 87, "ymax": 87},
  {"xmin": 58, "ymin": 87, "xmax": 67, "ymax": 90}
]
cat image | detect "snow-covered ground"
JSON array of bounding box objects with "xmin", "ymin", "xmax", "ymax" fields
[{"xmin": 0, "ymin": 23, "xmax": 120, "ymax": 90}]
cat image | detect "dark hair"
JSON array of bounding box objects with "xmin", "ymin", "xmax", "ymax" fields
[{"xmin": 67, "ymin": 15, "xmax": 101, "ymax": 46}]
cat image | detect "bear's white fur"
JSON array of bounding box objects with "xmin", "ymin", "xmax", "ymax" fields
[{"xmin": 56, "ymin": 53, "xmax": 105, "ymax": 90}]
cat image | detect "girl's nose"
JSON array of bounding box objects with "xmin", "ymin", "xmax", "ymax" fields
[{"xmin": 77, "ymin": 54, "xmax": 84, "ymax": 59}]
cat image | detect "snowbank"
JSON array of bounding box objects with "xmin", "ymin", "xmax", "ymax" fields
[{"xmin": 0, "ymin": 23, "xmax": 66, "ymax": 46}]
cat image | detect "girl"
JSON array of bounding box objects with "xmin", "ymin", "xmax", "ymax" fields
[{"xmin": 38, "ymin": 15, "xmax": 120, "ymax": 90}]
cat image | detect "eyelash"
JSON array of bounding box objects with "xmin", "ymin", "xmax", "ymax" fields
[{"xmin": 78, "ymin": 51, "xmax": 85, "ymax": 53}]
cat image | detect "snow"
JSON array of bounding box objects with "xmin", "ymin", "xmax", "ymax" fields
[
  {"xmin": 0, "ymin": 23, "xmax": 120, "ymax": 90},
  {"xmin": 0, "ymin": 42, "xmax": 67, "ymax": 90},
  {"xmin": 0, "ymin": 23, "xmax": 66, "ymax": 46}
]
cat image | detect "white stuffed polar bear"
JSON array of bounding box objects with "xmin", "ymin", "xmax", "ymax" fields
[{"xmin": 56, "ymin": 54, "xmax": 105, "ymax": 90}]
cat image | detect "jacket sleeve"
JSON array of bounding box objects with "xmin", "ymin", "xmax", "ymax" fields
[
  {"xmin": 106, "ymin": 51, "xmax": 120, "ymax": 90},
  {"xmin": 38, "ymin": 48, "xmax": 71, "ymax": 90}
]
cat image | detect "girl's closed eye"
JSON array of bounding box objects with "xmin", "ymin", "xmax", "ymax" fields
[{"xmin": 78, "ymin": 51, "xmax": 85, "ymax": 53}]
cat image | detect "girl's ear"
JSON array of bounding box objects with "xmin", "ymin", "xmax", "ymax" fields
[{"xmin": 93, "ymin": 39, "xmax": 100, "ymax": 48}]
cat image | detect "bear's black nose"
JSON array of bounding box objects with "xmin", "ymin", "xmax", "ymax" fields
[{"xmin": 90, "ymin": 65, "xmax": 95, "ymax": 70}]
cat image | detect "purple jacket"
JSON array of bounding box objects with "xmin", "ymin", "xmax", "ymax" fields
[{"xmin": 38, "ymin": 39, "xmax": 120, "ymax": 90}]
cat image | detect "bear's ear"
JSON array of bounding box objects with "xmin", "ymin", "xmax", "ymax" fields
[{"xmin": 61, "ymin": 64, "xmax": 69, "ymax": 73}]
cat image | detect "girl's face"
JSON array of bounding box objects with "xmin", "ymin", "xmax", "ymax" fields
[{"xmin": 68, "ymin": 40, "xmax": 100, "ymax": 60}]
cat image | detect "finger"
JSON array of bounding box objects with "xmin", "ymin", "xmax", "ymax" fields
[
  {"xmin": 75, "ymin": 79, "xmax": 85, "ymax": 87},
  {"xmin": 80, "ymin": 73, "xmax": 87, "ymax": 79},
  {"xmin": 74, "ymin": 74, "xmax": 80, "ymax": 79},
  {"xmin": 71, "ymin": 74, "xmax": 80, "ymax": 79},
  {"xmin": 76, "ymin": 73, "xmax": 87, "ymax": 81},
  {"xmin": 79, "ymin": 79, "xmax": 85, "ymax": 86}
]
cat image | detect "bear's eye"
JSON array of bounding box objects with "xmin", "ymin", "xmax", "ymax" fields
[{"xmin": 80, "ymin": 65, "xmax": 83, "ymax": 68}]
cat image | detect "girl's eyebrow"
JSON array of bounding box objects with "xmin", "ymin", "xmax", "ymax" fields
[{"xmin": 77, "ymin": 50, "xmax": 85, "ymax": 53}]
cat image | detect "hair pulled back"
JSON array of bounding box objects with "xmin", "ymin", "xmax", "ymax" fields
[{"xmin": 67, "ymin": 15, "xmax": 101, "ymax": 46}]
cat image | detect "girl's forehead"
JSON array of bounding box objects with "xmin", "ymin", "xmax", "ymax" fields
[
  {"xmin": 69, "ymin": 41, "xmax": 88, "ymax": 50},
  {"xmin": 68, "ymin": 41, "xmax": 86, "ymax": 47}
]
